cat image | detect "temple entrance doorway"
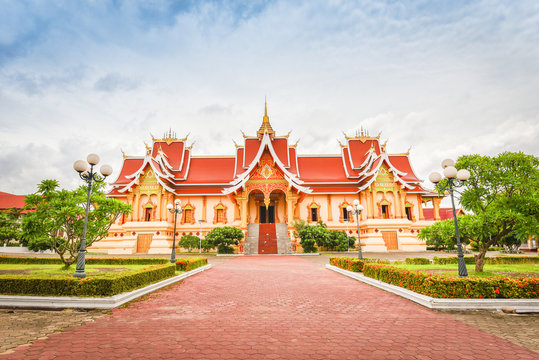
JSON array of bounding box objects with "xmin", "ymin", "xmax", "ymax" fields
[{"xmin": 259, "ymin": 206, "xmax": 275, "ymax": 223}]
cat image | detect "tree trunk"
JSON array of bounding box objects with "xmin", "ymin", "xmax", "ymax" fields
[{"xmin": 474, "ymin": 250, "xmax": 487, "ymax": 272}]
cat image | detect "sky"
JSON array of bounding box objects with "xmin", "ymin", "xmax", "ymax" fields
[{"xmin": 1, "ymin": 0, "xmax": 538, "ymax": 201}]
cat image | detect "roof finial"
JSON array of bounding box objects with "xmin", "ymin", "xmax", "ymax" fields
[{"xmin": 258, "ymin": 97, "xmax": 274, "ymax": 139}]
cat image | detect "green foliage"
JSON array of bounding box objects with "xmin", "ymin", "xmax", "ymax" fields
[
  {"xmin": 361, "ymin": 263, "xmax": 539, "ymax": 299},
  {"xmin": 418, "ymin": 215, "xmax": 473, "ymax": 251},
  {"xmin": 0, "ymin": 264, "xmax": 175, "ymax": 297},
  {"xmin": 0, "ymin": 256, "xmax": 169, "ymax": 265},
  {"xmin": 22, "ymin": 179, "xmax": 131, "ymax": 266},
  {"xmin": 404, "ymin": 258, "xmax": 431, "ymax": 265},
  {"xmin": 200, "ymin": 239, "xmax": 214, "ymax": 252},
  {"xmin": 179, "ymin": 234, "xmax": 200, "ymax": 252},
  {"xmin": 297, "ymin": 223, "xmax": 326, "ymax": 253},
  {"xmin": 433, "ymin": 256, "xmax": 539, "ymax": 265},
  {"xmin": 205, "ymin": 226, "xmax": 243, "ymax": 254},
  {"xmin": 425, "ymin": 152, "xmax": 539, "ymax": 272},
  {"xmin": 0, "ymin": 208, "xmax": 25, "ymax": 246},
  {"xmin": 175, "ymin": 257, "xmax": 208, "ymax": 271},
  {"xmin": 329, "ymin": 257, "xmax": 390, "ymax": 272}
]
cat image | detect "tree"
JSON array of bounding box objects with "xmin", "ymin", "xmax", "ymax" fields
[
  {"xmin": 22, "ymin": 179, "xmax": 131, "ymax": 266},
  {"xmin": 426, "ymin": 152, "xmax": 539, "ymax": 272},
  {"xmin": 179, "ymin": 234, "xmax": 200, "ymax": 252},
  {"xmin": 418, "ymin": 216, "xmax": 473, "ymax": 251},
  {"xmin": 328, "ymin": 230, "xmax": 350, "ymax": 251},
  {"xmin": 297, "ymin": 222, "xmax": 327, "ymax": 253},
  {"xmin": 0, "ymin": 208, "xmax": 24, "ymax": 246},
  {"xmin": 205, "ymin": 226, "xmax": 244, "ymax": 254}
]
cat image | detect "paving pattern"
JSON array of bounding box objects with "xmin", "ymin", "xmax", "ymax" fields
[{"xmin": 2, "ymin": 256, "xmax": 538, "ymax": 359}]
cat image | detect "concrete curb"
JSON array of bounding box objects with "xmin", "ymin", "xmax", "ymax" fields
[
  {"xmin": 216, "ymin": 254, "xmax": 244, "ymax": 257},
  {"xmin": 326, "ymin": 264, "xmax": 539, "ymax": 313},
  {"xmin": 0, "ymin": 264, "xmax": 213, "ymax": 310}
]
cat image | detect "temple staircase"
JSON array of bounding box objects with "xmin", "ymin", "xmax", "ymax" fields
[{"xmin": 244, "ymin": 223, "xmax": 291, "ymax": 255}]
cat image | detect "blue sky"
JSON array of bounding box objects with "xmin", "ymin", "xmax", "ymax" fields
[{"xmin": 1, "ymin": 0, "xmax": 538, "ymax": 196}]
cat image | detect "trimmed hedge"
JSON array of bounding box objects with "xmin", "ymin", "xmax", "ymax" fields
[
  {"xmin": 329, "ymin": 257, "xmax": 389, "ymax": 272},
  {"xmin": 330, "ymin": 259, "xmax": 539, "ymax": 299},
  {"xmin": 433, "ymin": 256, "xmax": 539, "ymax": 265},
  {"xmin": 175, "ymin": 257, "xmax": 208, "ymax": 271},
  {"xmin": 362, "ymin": 263, "xmax": 539, "ymax": 299},
  {"xmin": 0, "ymin": 264, "xmax": 176, "ymax": 297},
  {"xmin": 0, "ymin": 257, "xmax": 169, "ymax": 265},
  {"xmin": 404, "ymin": 258, "xmax": 431, "ymax": 265}
]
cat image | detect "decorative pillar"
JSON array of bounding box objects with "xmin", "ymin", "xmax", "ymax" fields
[
  {"xmin": 432, "ymin": 197, "xmax": 441, "ymax": 221},
  {"xmin": 326, "ymin": 195, "xmax": 333, "ymax": 222},
  {"xmin": 156, "ymin": 190, "xmax": 162, "ymax": 221},
  {"xmin": 371, "ymin": 189, "xmax": 378, "ymax": 219},
  {"xmin": 359, "ymin": 191, "xmax": 366, "ymax": 221},
  {"xmin": 417, "ymin": 195, "xmax": 425, "ymax": 221},
  {"xmin": 133, "ymin": 190, "xmax": 141, "ymax": 221},
  {"xmin": 393, "ymin": 189, "xmax": 402, "ymax": 218},
  {"xmin": 400, "ymin": 190, "xmax": 407, "ymax": 220},
  {"xmin": 202, "ymin": 196, "xmax": 207, "ymax": 222},
  {"xmin": 365, "ymin": 190, "xmax": 373, "ymax": 219},
  {"xmin": 286, "ymin": 197, "xmax": 294, "ymax": 224},
  {"xmin": 126, "ymin": 193, "xmax": 134, "ymax": 221},
  {"xmin": 241, "ymin": 197, "xmax": 248, "ymax": 227}
]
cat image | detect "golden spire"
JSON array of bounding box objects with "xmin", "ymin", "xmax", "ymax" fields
[{"xmin": 257, "ymin": 97, "xmax": 275, "ymax": 139}]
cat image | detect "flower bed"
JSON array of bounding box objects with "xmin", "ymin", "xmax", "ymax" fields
[
  {"xmin": 330, "ymin": 257, "xmax": 539, "ymax": 299},
  {"xmin": 328, "ymin": 257, "xmax": 389, "ymax": 272},
  {"xmin": 0, "ymin": 264, "xmax": 176, "ymax": 297},
  {"xmin": 175, "ymin": 257, "xmax": 208, "ymax": 271}
]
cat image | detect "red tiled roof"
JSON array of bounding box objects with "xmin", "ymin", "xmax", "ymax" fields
[
  {"xmin": 388, "ymin": 155, "xmax": 421, "ymax": 182},
  {"xmin": 297, "ymin": 157, "xmax": 351, "ymax": 183},
  {"xmin": 185, "ymin": 158, "xmax": 236, "ymax": 183},
  {"xmin": 423, "ymin": 208, "xmax": 461, "ymax": 221},
  {"xmin": 0, "ymin": 191, "xmax": 26, "ymax": 209}
]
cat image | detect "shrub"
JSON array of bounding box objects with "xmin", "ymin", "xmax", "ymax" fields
[
  {"xmin": 300, "ymin": 238, "xmax": 317, "ymax": 253},
  {"xmin": 404, "ymin": 258, "xmax": 431, "ymax": 265},
  {"xmin": 206, "ymin": 226, "xmax": 243, "ymax": 254},
  {"xmin": 361, "ymin": 263, "xmax": 539, "ymax": 299},
  {"xmin": 179, "ymin": 235, "xmax": 200, "ymax": 252},
  {"xmin": 0, "ymin": 264, "xmax": 176, "ymax": 297},
  {"xmin": 0, "ymin": 257, "xmax": 169, "ymax": 265},
  {"xmin": 175, "ymin": 257, "xmax": 208, "ymax": 271},
  {"xmin": 433, "ymin": 256, "xmax": 539, "ymax": 265},
  {"xmin": 329, "ymin": 257, "xmax": 390, "ymax": 272}
]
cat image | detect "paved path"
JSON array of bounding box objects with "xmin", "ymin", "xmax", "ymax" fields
[{"xmin": 3, "ymin": 256, "xmax": 538, "ymax": 359}]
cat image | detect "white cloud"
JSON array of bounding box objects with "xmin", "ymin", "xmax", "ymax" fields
[{"xmin": 0, "ymin": 0, "xmax": 538, "ymax": 195}]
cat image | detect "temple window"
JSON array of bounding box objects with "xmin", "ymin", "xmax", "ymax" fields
[
  {"xmin": 144, "ymin": 208, "xmax": 152, "ymax": 222},
  {"xmin": 184, "ymin": 209, "xmax": 193, "ymax": 223},
  {"xmin": 311, "ymin": 208, "xmax": 319, "ymax": 222},
  {"xmin": 381, "ymin": 205, "xmax": 389, "ymax": 219},
  {"xmin": 405, "ymin": 207, "xmax": 412, "ymax": 221},
  {"xmin": 343, "ymin": 207, "xmax": 349, "ymax": 221},
  {"xmin": 213, "ymin": 202, "xmax": 228, "ymax": 224}
]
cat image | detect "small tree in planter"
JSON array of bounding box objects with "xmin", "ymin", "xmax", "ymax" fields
[{"xmin": 206, "ymin": 226, "xmax": 244, "ymax": 254}]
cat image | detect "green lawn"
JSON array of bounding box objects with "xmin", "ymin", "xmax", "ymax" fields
[
  {"xmin": 392, "ymin": 263, "xmax": 539, "ymax": 278},
  {"xmin": 0, "ymin": 264, "xmax": 172, "ymax": 278}
]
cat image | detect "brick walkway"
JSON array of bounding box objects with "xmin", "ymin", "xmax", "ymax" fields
[{"xmin": 3, "ymin": 256, "xmax": 537, "ymax": 359}]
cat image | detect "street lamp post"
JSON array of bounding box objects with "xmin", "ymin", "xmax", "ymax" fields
[
  {"xmin": 429, "ymin": 158, "xmax": 471, "ymax": 277},
  {"xmin": 347, "ymin": 200, "xmax": 364, "ymax": 259},
  {"xmin": 167, "ymin": 199, "xmax": 182, "ymax": 264},
  {"xmin": 198, "ymin": 219, "xmax": 206, "ymax": 254},
  {"xmin": 345, "ymin": 218, "xmax": 350, "ymax": 252},
  {"xmin": 72, "ymin": 154, "xmax": 113, "ymax": 278}
]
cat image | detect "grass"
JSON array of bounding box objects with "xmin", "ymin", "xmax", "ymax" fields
[
  {"xmin": 392, "ymin": 263, "xmax": 539, "ymax": 278},
  {"xmin": 0, "ymin": 264, "xmax": 171, "ymax": 278}
]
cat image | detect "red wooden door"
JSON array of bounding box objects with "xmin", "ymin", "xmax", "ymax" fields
[
  {"xmin": 382, "ymin": 231, "xmax": 398, "ymax": 250},
  {"xmin": 137, "ymin": 234, "xmax": 153, "ymax": 253}
]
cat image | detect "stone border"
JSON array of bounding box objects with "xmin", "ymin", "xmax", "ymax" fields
[
  {"xmin": 326, "ymin": 264, "xmax": 539, "ymax": 313},
  {"xmin": 216, "ymin": 254, "xmax": 245, "ymax": 257},
  {"xmin": 0, "ymin": 264, "xmax": 212, "ymax": 310}
]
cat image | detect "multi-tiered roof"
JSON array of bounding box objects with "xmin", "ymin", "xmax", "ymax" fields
[{"xmin": 109, "ymin": 104, "xmax": 428, "ymax": 197}]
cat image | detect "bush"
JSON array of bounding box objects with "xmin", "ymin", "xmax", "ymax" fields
[
  {"xmin": 404, "ymin": 258, "xmax": 431, "ymax": 265},
  {"xmin": 433, "ymin": 256, "xmax": 539, "ymax": 265},
  {"xmin": 300, "ymin": 238, "xmax": 317, "ymax": 253},
  {"xmin": 0, "ymin": 264, "xmax": 176, "ymax": 297},
  {"xmin": 361, "ymin": 263, "xmax": 539, "ymax": 299},
  {"xmin": 0, "ymin": 257, "xmax": 169, "ymax": 265},
  {"xmin": 206, "ymin": 226, "xmax": 243, "ymax": 254},
  {"xmin": 179, "ymin": 235, "xmax": 200, "ymax": 252},
  {"xmin": 329, "ymin": 257, "xmax": 390, "ymax": 272},
  {"xmin": 175, "ymin": 257, "xmax": 208, "ymax": 271}
]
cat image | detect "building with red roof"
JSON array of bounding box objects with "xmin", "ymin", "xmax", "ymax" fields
[
  {"xmin": 91, "ymin": 102, "xmax": 445, "ymax": 254},
  {"xmin": 0, "ymin": 192, "xmax": 26, "ymax": 211}
]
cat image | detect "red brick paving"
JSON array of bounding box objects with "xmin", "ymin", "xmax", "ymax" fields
[{"xmin": 3, "ymin": 256, "xmax": 537, "ymax": 359}]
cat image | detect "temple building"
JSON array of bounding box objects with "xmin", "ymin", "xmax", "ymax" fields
[{"xmin": 91, "ymin": 103, "xmax": 444, "ymax": 254}]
